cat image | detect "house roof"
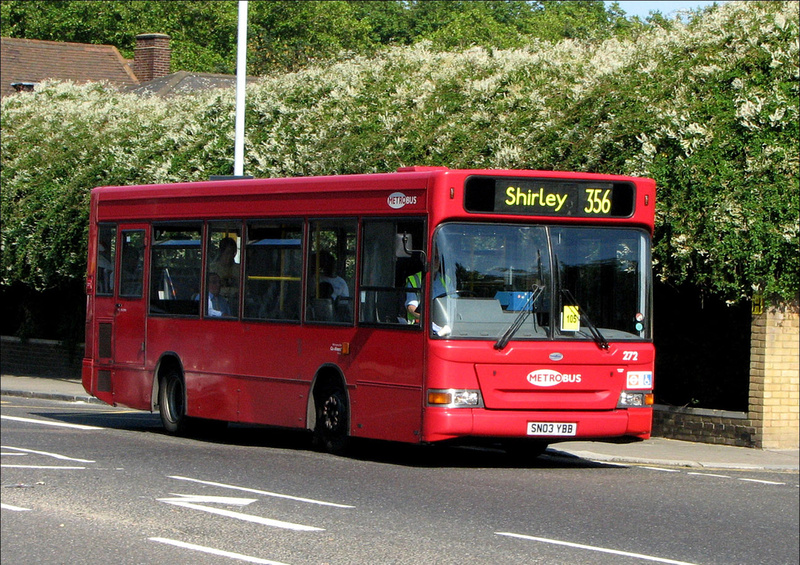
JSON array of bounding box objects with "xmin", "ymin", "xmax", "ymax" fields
[
  {"xmin": 1, "ymin": 37, "xmax": 139, "ymax": 98},
  {"xmin": 126, "ymin": 70, "xmax": 259, "ymax": 98}
]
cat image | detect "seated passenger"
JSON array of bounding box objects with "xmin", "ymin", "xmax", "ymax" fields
[
  {"xmin": 318, "ymin": 250, "xmax": 349, "ymax": 300},
  {"xmin": 204, "ymin": 272, "xmax": 232, "ymax": 317}
]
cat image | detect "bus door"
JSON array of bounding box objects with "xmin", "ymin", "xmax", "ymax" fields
[
  {"xmin": 114, "ymin": 226, "xmax": 148, "ymax": 367},
  {"xmin": 93, "ymin": 224, "xmax": 148, "ymax": 369}
]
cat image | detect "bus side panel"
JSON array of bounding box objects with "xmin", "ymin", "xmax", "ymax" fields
[
  {"xmin": 82, "ymin": 359, "xmax": 114, "ymax": 406},
  {"xmin": 146, "ymin": 317, "xmax": 241, "ymax": 423},
  {"xmin": 108, "ymin": 367, "xmax": 153, "ymax": 411},
  {"xmin": 148, "ymin": 319, "xmax": 311, "ymax": 426},
  {"xmin": 347, "ymin": 327, "xmax": 425, "ymax": 444},
  {"xmin": 236, "ymin": 377, "xmax": 308, "ymax": 428},
  {"xmin": 350, "ymin": 383, "xmax": 423, "ymax": 443},
  {"xmin": 183, "ymin": 369, "xmax": 238, "ymax": 423},
  {"xmin": 233, "ymin": 323, "xmax": 311, "ymax": 427}
]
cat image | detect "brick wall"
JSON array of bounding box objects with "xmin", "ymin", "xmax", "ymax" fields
[
  {"xmin": 652, "ymin": 405, "xmax": 756, "ymax": 447},
  {"xmin": 0, "ymin": 336, "xmax": 82, "ymax": 379},
  {"xmin": 652, "ymin": 299, "xmax": 800, "ymax": 449},
  {"xmin": 749, "ymin": 300, "xmax": 799, "ymax": 449},
  {"xmin": 133, "ymin": 33, "xmax": 171, "ymax": 82}
]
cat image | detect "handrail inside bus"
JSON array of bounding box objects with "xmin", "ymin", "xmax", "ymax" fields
[{"xmin": 247, "ymin": 276, "xmax": 301, "ymax": 281}]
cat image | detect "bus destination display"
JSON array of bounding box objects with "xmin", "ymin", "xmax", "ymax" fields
[{"xmin": 464, "ymin": 176, "xmax": 635, "ymax": 218}]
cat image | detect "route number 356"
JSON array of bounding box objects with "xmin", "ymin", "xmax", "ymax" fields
[{"xmin": 584, "ymin": 189, "xmax": 611, "ymax": 214}]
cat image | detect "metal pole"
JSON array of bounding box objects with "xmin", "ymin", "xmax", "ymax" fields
[{"xmin": 234, "ymin": 0, "xmax": 248, "ymax": 177}]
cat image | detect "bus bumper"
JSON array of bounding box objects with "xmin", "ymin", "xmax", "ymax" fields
[{"xmin": 421, "ymin": 407, "xmax": 652, "ymax": 443}]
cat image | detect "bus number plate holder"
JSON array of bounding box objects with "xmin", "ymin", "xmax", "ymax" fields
[{"xmin": 527, "ymin": 422, "xmax": 577, "ymax": 436}]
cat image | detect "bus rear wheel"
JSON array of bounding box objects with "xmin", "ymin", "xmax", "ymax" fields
[
  {"xmin": 159, "ymin": 369, "xmax": 188, "ymax": 434},
  {"xmin": 313, "ymin": 385, "xmax": 350, "ymax": 454}
]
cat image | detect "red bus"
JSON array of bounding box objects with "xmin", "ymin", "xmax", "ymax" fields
[{"xmin": 83, "ymin": 167, "xmax": 655, "ymax": 456}]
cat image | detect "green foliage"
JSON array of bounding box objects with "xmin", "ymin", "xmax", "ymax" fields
[
  {"xmin": 1, "ymin": 0, "xmax": 644, "ymax": 75},
  {"xmin": 0, "ymin": 0, "xmax": 239, "ymax": 72},
  {"xmin": 1, "ymin": 2, "xmax": 797, "ymax": 305}
]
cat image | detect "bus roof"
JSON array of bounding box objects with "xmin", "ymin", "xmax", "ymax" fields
[{"xmin": 91, "ymin": 167, "xmax": 655, "ymax": 227}]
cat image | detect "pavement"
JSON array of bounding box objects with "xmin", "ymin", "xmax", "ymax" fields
[{"xmin": 2, "ymin": 373, "xmax": 798, "ymax": 472}]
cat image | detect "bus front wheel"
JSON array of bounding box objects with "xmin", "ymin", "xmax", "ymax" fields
[
  {"xmin": 159, "ymin": 369, "xmax": 188, "ymax": 434},
  {"xmin": 313, "ymin": 385, "xmax": 350, "ymax": 454}
]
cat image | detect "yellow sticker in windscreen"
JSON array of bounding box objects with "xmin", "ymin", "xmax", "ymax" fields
[{"xmin": 561, "ymin": 305, "xmax": 580, "ymax": 332}]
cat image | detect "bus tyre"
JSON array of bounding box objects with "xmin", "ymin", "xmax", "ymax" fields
[
  {"xmin": 159, "ymin": 369, "xmax": 189, "ymax": 435},
  {"xmin": 313, "ymin": 386, "xmax": 350, "ymax": 454}
]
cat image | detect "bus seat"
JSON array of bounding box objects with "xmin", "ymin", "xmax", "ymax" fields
[
  {"xmin": 335, "ymin": 297, "xmax": 353, "ymax": 322},
  {"xmin": 311, "ymin": 298, "xmax": 334, "ymax": 321}
]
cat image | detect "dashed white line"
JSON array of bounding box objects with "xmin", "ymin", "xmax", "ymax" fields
[
  {"xmin": 2, "ymin": 465, "xmax": 87, "ymax": 469},
  {"xmin": 1, "ymin": 503, "xmax": 32, "ymax": 512},
  {"xmin": 739, "ymin": 478, "xmax": 785, "ymax": 485},
  {"xmin": 1, "ymin": 415, "xmax": 102, "ymax": 430},
  {"xmin": 149, "ymin": 537, "xmax": 290, "ymax": 564},
  {"xmin": 2, "ymin": 445, "xmax": 95, "ymax": 462},
  {"xmin": 642, "ymin": 466, "xmax": 789, "ymax": 487},
  {"xmin": 496, "ymin": 532, "xmax": 699, "ymax": 565}
]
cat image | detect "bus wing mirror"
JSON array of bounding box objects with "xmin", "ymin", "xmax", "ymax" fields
[{"xmin": 399, "ymin": 232, "xmax": 427, "ymax": 271}]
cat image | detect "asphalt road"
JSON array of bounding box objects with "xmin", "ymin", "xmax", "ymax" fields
[{"xmin": 2, "ymin": 396, "xmax": 798, "ymax": 565}]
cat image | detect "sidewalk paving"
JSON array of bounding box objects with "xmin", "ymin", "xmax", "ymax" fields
[{"xmin": 2, "ymin": 373, "xmax": 798, "ymax": 472}]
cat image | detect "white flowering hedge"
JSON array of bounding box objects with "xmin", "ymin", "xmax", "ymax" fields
[{"xmin": 2, "ymin": 1, "xmax": 797, "ymax": 303}]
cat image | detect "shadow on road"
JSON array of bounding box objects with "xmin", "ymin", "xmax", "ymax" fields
[{"xmin": 29, "ymin": 403, "xmax": 621, "ymax": 470}]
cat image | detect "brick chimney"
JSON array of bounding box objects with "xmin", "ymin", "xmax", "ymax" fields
[{"xmin": 133, "ymin": 33, "xmax": 171, "ymax": 82}]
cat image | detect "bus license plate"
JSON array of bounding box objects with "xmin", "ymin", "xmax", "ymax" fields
[{"xmin": 527, "ymin": 422, "xmax": 577, "ymax": 436}]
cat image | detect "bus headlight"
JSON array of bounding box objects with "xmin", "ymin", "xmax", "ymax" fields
[
  {"xmin": 618, "ymin": 391, "xmax": 654, "ymax": 408},
  {"xmin": 427, "ymin": 389, "xmax": 484, "ymax": 408}
]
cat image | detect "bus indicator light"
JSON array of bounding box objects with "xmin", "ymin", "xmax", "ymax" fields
[{"xmin": 427, "ymin": 389, "xmax": 483, "ymax": 408}]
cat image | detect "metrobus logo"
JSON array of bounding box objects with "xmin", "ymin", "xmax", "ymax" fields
[
  {"xmin": 387, "ymin": 192, "xmax": 417, "ymax": 209},
  {"xmin": 526, "ymin": 370, "xmax": 582, "ymax": 387}
]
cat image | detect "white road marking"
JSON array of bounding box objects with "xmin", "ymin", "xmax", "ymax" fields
[
  {"xmin": 643, "ymin": 466, "xmax": 788, "ymax": 487},
  {"xmin": 149, "ymin": 537, "xmax": 290, "ymax": 564},
  {"xmin": 1, "ymin": 415, "xmax": 102, "ymax": 430},
  {"xmin": 1, "ymin": 503, "xmax": 32, "ymax": 512},
  {"xmin": 156, "ymin": 494, "xmax": 323, "ymax": 531},
  {"xmin": 496, "ymin": 532, "xmax": 700, "ymax": 565},
  {"xmin": 159, "ymin": 494, "xmax": 258, "ymax": 506},
  {"xmin": 1, "ymin": 465, "xmax": 87, "ymax": 469},
  {"xmin": 169, "ymin": 475, "xmax": 354, "ymax": 508},
  {"xmin": 2, "ymin": 445, "xmax": 95, "ymax": 463},
  {"xmin": 739, "ymin": 478, "xmax": 785, "ymax": 485}
]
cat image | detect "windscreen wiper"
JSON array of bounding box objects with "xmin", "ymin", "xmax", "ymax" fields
[
  {"xmin": 560, "ymin": 288, "xmax": 609, "ymax": 350},
  {"xmin": 494, "ymin": 285, "xmax": 544, "ymax": 350}
]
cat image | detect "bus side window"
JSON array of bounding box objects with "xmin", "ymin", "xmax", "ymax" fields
[
  {"xmin": 119, "ymin": 230, "xmax": 145, "ymax": 298},
  {"xmin": 360, "ymin": 219, "xmax": 425, "ymax": 326},
  {"xmin": 244, "ymin": 221, "xmax": 303, "ymax": 322},
  {"xmin": 207, "ymin": 223, "xmax": 242, "ymax": 318},
  {"xmin": 306, "ymin": 220, "xmax": 356, "ymax": 324},
  {"xmin": 149, "ymin": 224, "xmax": 202, "ymax": 316},
  {"xmin": 96, "ymin": 224, "xmax": 116, "ymax": 296}
]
